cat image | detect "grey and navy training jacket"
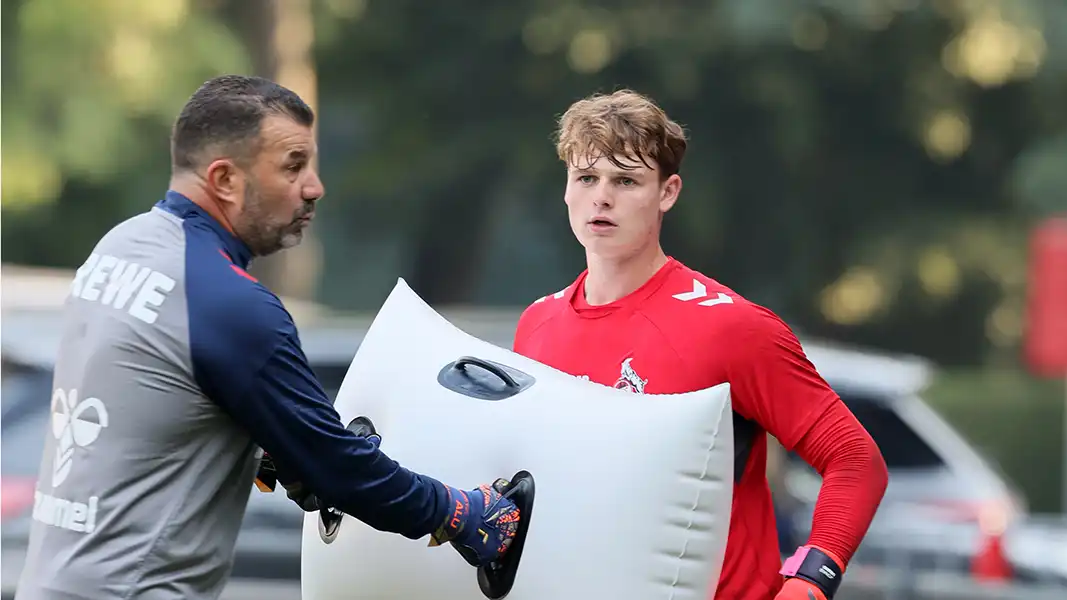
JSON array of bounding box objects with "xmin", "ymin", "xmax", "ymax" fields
[{"xmin": 16, "ymin": 191, "xmax": 448, "ymax": 600}]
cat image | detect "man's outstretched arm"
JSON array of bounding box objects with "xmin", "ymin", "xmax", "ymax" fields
[
  {"xmin": 187, "ymin": 278, "xmax": 519, "ymax": 565},
  {"xmin": 189, "ymin": 282, "xmax": 450, "ymax": 538},
  {"xmin": 236, "ymin": 335, "xmax": 450, "ymax": 539}
]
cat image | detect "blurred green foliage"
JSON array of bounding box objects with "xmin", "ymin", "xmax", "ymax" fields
[
  {"xmin": 303, "ymin": 0, "xmax": 1067, "ymax": 371},
  {"xmin": 2, "ymin": 0, "xmax": 252, "ymax": 210},
  {"xmin": 925, "ymin": 367, "xmax": 1065, "ymax": 513},
  {"xmin": 2, "ymin": 0, "xmax": 1066, "ymax": 504}
]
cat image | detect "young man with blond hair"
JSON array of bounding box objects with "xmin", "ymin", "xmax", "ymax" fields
[{"xmin": 512, "ymin": 89, "xmax": 889, "ymax": 600}]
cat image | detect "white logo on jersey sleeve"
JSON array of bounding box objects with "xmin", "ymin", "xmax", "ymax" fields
[
  {"xmin": 33, "ymin": 388, "xmax": 108, "ymax": 534},
  {"xmin": 51, "ymin": 388, "xmax": 109, "ymax": 488},
  {"xmin": 533, "ymin": 288, "xmax": 567, "ymax": 304},
  {"xmin": 672, "ymin": 279, "xmax": 734, "ymax": 307}
]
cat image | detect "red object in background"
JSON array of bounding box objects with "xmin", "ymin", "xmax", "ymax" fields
[
  {"xmin": 1024, "ymin": 216, "xmax": 1067, "ymax": 377},
  {"xmin": 971, "ymin": 532, "xmax": 1013, "ymax": 582},
  {"xmin": 1, "ymin": 476, "xmax": 37, "ymax": 521}
]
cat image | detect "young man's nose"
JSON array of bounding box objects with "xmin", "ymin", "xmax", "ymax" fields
[{"xmin": 592, "ymin": 186, "xmax": 614, "ymax": 207}]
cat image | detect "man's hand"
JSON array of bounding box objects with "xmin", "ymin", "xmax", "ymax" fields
[
  {"xmin": 254, "ymin": 450, "xmax": 279, "ymax": 492},
  {"xmin": 255, "ymin": 451, "xmax": 323, "ymax": 510},
  {"xmin": 429, "ymin": 479, "xmax": 521, "ymax": 567},
  {"xmin": 775, "ymin": 577, "xmax": 826, "ymax": 600},
  {"xmin": 255, "ymin": 429, "xmax": 384, "ymax": 512},
  {"xmin": 255, "ymin": 450, "xmax": 332, "ymax": 511}
]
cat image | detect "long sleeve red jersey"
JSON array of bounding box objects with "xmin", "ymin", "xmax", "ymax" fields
[{"xmin": 513, "ymin": 257, "xmax": 887, "ymax": 600}]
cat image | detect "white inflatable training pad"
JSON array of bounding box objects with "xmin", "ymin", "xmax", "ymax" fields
[{"xmin": 300, "ymin": 278, "xmax": 735, "ymax": 599}]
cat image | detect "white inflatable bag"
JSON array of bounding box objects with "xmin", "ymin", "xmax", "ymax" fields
[{"xmin": 301, "ymin": 279, "xmax": 735, "ymax": 599}]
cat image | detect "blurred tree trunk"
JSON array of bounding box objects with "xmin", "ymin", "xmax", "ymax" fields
[
  {"xmin": 232, "ymin": 0, "xmax": 323, "ymax": 301},
  {"xmin": 409, "ymin": 169, "xmax": 506, "ymax": 305}
]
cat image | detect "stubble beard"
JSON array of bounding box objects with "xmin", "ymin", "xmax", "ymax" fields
[{"xmin": 235, "ymin": 181, "xmax": 307, "ymax": 257}]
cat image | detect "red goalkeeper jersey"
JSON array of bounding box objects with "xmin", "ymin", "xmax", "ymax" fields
[{"xmin": 513, "ymin": 257, "xmax": 841, "ymax": 600}]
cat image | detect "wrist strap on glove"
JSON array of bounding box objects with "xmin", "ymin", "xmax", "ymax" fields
[
  {"xmin": 780, "ymin": 545, "xmax": 843, "ymax": 599},
  {"xmin": 429, "ymin": 484, "xmax": 473, "ymax": 546}
]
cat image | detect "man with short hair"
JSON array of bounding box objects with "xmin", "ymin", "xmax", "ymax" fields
[
  {"xmin": 15, "ymin": 75, "xmax": 519, "ymax": 600},
  {"xmin": 513, "ymin": 89, "xmax": 889, "ymax": 600}
]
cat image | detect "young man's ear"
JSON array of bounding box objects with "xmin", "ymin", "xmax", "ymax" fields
[{"xmin": 659, "ymin": 174, "xmax": 682, "ymax": 213}]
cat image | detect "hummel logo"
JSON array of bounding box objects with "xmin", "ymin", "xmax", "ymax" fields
[
  {"xmin": 672, "ymin": 279, "xmax": 734, "ymax": 307},
  {"xmin": 533, "ymin": 288, "xmax": 567, "ymax": 304}
]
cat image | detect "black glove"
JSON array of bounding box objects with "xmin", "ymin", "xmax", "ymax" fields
[{"xmin": 253, "ymin": 425, "xmax": 381, "ymax": 512}]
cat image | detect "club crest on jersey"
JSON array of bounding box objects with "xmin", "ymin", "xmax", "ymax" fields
[{"xmin": 613, "ymin": 357, "xmax": 648, "ymax": 394}]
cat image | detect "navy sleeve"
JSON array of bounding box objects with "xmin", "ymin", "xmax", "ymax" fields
[
  {"xmin": 240, "ymin": 320, "xmax": 449, "ymax": 539},
  {"xmin": 184, "ymin": 230, "xmax": 447, "ymax": 539}
]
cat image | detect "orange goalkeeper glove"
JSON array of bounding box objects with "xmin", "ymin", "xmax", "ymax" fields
[{"xmin": 776, "ymin": 577, "xmax": 828, "ymax": 600}]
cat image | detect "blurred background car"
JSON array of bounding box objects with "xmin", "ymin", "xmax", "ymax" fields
[{"xmin": 776, "ymin": 342, "xmax": 1067, "ymax": 587}]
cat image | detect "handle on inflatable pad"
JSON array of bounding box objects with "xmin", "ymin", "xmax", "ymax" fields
[
  {"xmin": 318, "ymin": 416, "xmax": 380, "ymax": 544},
  {"xmin": 438, "ymin": 356, "xmax": 536, "ymax": 401},
  {"xmin": 456, "ymin": 356, "xmax": 519, "ymax": 388},
  {"xmin": 477, "ymin": 470, "xmax": 535, "ymax": 600}
]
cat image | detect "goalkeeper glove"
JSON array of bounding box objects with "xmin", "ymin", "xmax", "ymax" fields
[{"xmin": 429, "ymin": 478, "xmax": 521, "ymax": 568}]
